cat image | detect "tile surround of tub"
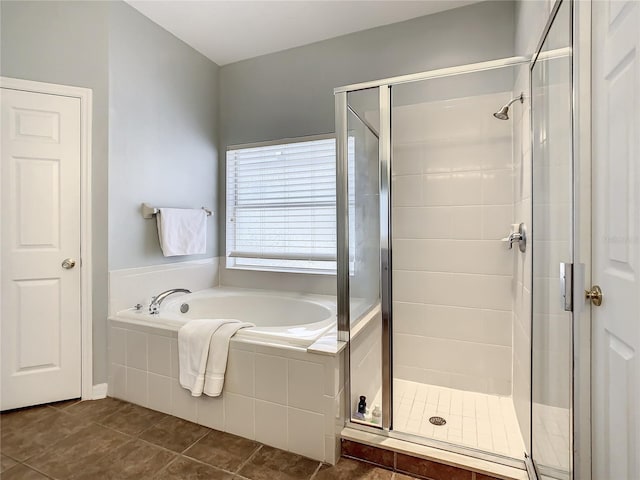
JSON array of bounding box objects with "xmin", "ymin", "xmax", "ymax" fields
[
  {"xmin": 108, "ymin": 258, "xmax": 219, "ymax": 315},
  {"xmin": 391, "ymin": 92, "xmax": 515, "ymax": 395},
  {"xmin": 107, "ymin": 322, "xmax": 345, "ymax": 464}
]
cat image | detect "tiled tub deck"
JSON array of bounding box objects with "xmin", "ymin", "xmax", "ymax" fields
[{"xmin": 108, "ymin": 318, "xmax": 346, "ymax": 465}]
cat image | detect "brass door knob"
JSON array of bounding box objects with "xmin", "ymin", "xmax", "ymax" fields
[
  {"xmin": 61, "ymin": 258, "xmax": 76, "ymax": 269},
  {"xmin": 585, "ymin": 285, "xmax": 603, "ymax": 306}
]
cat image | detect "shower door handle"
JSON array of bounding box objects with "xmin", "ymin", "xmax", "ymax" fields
[{"xmin": 560, "ymin": 262, "xmax": 573, "ymax": 312}]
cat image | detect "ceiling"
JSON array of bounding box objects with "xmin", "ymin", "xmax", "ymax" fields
[{"xmin": 125, "ymin": 1, "xmax": 482, "ymax": 66}]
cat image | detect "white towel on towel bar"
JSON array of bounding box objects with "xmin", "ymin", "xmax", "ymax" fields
[
  {"xmin": 156, "ymin": 208, "xmax": 207, "ymax": 257},
  {"xmin": 178, "ymin": 319, "xmax": 253, "ymax": 397}
]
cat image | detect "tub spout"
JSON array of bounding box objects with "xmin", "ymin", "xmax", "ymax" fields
[{"xmin": 149, "ymin": 288, "xmax": 191, "ymax": 315}]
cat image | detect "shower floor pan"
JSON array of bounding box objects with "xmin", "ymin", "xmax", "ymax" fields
[{"xmin": 393, "ymin": 379, "xmax": 526, "ymax": 459}]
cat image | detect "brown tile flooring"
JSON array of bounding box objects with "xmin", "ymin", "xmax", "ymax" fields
[{"xmin": 0, "ymin": 398, "xmax": 415, "ymax": 480}]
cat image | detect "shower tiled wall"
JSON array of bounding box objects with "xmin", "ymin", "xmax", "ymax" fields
[{"xmin": 391, "ymin": 92, "xmax": 515, "ymax": 395}]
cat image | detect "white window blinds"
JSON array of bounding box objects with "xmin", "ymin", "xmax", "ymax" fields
[{"xmin": 226, "ymin": 136, "xmax": 353, "ymax": 274}]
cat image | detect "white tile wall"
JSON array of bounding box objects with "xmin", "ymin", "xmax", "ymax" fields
[
  {"xmin": 225, "ymin": 348, "xmax": 255, "ymax": 397},
  {"xmin": 391, "ymin": 92, "xmax": 515, "ymax": 395},
  {"xmin": 148, "ymin": 335, "xmax": 172, "ymax": 376},
  {"xmin": 109, "ymin": 363, "xmax": 126, "ymax": 399},
  {"xmin": 288, "ymin": 407, "xmax": 325, "ymax": 460},
  {"xmin": 147, "ymin": 372, "xmax": 172, "ymax": 414},
  {"xmin": 255, "ymin": 353, "xmax": 287, "ymax": 404},
  {"xmin": 126, "ymin": 330, "xmax": 147, "ymax": 370},
  {"xmin": 172, "ymin": 379, "xmax": 198, "ymax": 423},
  {"xmin": 126, "ymin": 367, "xmax": 148, "ymax": 406},
  {"xmin": 197, "ymin": 395, "xmax": 224, "ymax": 430},
  {"xmin": 224, "ymin": 392, "xmax": 255, "ymax": 438},
  {"xmin": 255, "ymin": 400, "xmax": 288, "ymax": 450},
  {"xmin": 289, "ymin": 360, "xmax": 325, "ymax": 413},
  {"xmin": 107, "ymin": 320, "xmax": 343, "ymax": 464}
]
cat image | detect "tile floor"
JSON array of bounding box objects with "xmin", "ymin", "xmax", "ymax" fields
[
  {"xmin": 392, "ymin": 379, "xmax": 525, "ymax": 459},
  {"xmin": 0, "ymin": 397, "xmax": 415, "ymax": 480}
]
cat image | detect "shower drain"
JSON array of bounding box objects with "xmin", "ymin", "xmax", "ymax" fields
[{"xmin": 429, "ymin": 416, "xmax": 447, "ymax": 426}]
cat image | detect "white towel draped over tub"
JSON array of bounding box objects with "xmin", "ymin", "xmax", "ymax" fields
[
  {"xmin": 178, "ymin": 319, "xmax": 253, "ymax": 397},
  {"xmin": 156, "ymin": 208, "xmax": 207, "ymax": 257}
]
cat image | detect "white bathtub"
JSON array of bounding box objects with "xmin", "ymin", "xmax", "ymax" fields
[
  {"xmin": 108, "ymin": 262, "xmax": 347, "ymax": 463},
  {"xmin": 108, "ymin": 286, "xmax": 344, "ymax": 464},
  {"xmin": 114, "ymin": 287, "xmax": 337, "ymax": 348}
]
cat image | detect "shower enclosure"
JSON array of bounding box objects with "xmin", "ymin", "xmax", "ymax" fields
[{"xmin": 335, "ymin": 1, "xmax": 577, "ymax": 478}]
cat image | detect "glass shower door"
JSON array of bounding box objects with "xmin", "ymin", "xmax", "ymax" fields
[
  {"xmin": 530, "ymin": 0, "xmax": 574, "ymax": 478},
  {"xmin": 389, "ymin": 67, "xmax": 524, "ymax": 460}
]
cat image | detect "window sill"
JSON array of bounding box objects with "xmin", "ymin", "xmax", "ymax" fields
[{"xmin": 225, "ymin": 264, "xmax": 337, "ymax": 276}]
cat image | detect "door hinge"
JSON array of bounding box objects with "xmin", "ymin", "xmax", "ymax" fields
[{"xmin": 560, "ymin": 262, "xmax": 573, "ymax": 312}]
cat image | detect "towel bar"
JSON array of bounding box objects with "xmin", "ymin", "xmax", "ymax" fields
[{"xmin": 141, "ymin": 203, "xmax": 213, "ymax": 219}]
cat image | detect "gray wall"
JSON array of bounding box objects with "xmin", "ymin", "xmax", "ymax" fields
[
  {"xmin": 1, "ymin": 0, "xmax": 111, "ymax": 384},
  {"xmin": 219, "ymin": 1, "xmax": 515, "ymax": 146},
  {"xmin": 1, "ymin": 1, "xmax": 220, "ymax": 384},
  {"xmin": 108, "ymin": 2, "xmax": 219, "ymax": 270},
  {"xmin": 218, "ymin": 0, "xmax": 516, "ymax": 254}
]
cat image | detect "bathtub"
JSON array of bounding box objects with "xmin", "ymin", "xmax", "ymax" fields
[
  {"xmin": 107, "ymin": 286, "xmax": 345, "ymax": 464},
  {"xmin": 113, "ymin": 287, "xmax": 337, "ymax": 348}
]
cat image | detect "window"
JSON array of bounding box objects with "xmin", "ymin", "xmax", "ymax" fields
[{"xmin": 226, "ymin": 136, "xmax": 353, "ymax": 274}]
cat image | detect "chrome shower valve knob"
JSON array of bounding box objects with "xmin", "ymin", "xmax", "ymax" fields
[{"xmin": 502, "ymin": 223, "xmax": 527, "ymax": 252}]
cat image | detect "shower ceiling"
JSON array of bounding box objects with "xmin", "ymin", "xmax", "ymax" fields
[{"xmin": 125, "ymin": 0, "xmax": 482, "ymax": 65}]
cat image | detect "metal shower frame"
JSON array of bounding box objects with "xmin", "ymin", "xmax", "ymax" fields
[{"xmin": 334, "ymin": 54, "xmax": 530, "ymax": 469}]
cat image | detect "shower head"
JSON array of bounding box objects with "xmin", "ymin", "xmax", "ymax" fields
[
  {"xmin": 493, "ymin": 93, "xmax": 524, "ymax": 120},
  {"xmin": 493, "ymin": 106, "xmax": 510, "ymax": 120}
]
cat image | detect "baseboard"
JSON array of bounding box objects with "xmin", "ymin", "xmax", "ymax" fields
[{"xmin": 92, "ymin": 383, "xmax": 108, "ymax": 399}]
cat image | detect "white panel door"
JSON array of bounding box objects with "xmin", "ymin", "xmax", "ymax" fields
[
  {"xmin": 592, "ymin": 1, "xmax": 640, "ymax": 478},
  {"xmin": 1, "ymin": 88, "xmax": 82, "ymax": 410}
]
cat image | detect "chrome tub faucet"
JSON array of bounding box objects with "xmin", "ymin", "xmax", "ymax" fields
[{"xmin": 149, "ymin": 288, "xmax": 191, "ymax": 315}]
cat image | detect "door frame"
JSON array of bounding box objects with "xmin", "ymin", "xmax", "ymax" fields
[
  {"xmin": 572, "ymin": 1, "xmax": 592, "ymax": 478},
  {"xmin": 0, "ymin": 76, "xmax": 93, "ymax": 401}
]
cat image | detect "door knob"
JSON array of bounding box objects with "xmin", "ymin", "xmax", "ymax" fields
[
  {"xmin": 585, "ymin": 285, "xmax": 603, "ymax": 306},
  {"xmin": 61, "ymin": 258, "xmax": 76, "ymax": 269}
]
